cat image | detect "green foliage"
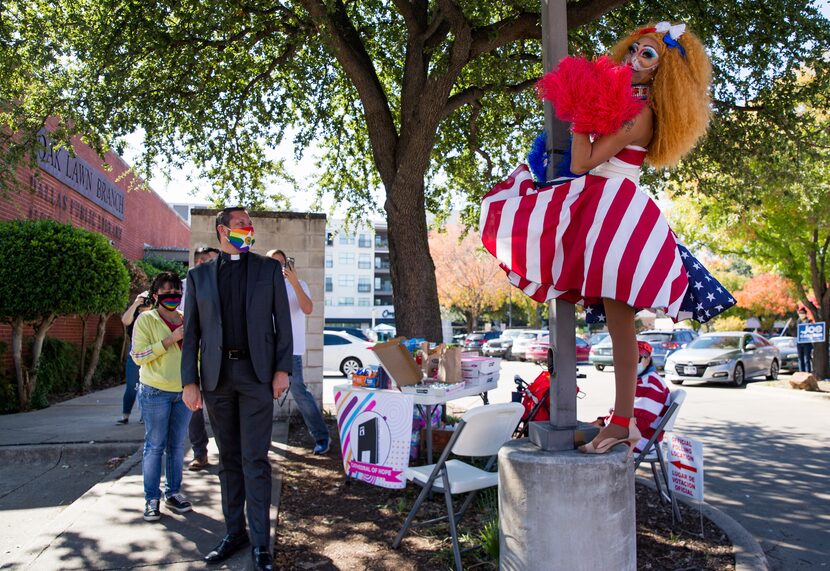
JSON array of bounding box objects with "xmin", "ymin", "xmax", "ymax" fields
[
  {"xmin": 478, "ymin": 516, "xmax": 500, "ymax": 561},
  {"xmin": 34, "ymin": 337, "xmax": 81, "ymax": 404},
  {"xmin": 1, "ymin": 1, "xmax": 826, "ymax": 217},
  {"xmin": 711, "ymin": 315, "xmax": 747, "ymax": 333},
  {"xmin": 135, "ymin": 256, "xmax": 187, "ymax": 281},
  {"xmin": 88, "ymin": 341, "xmax": 122, "ymax": 387},
  {"xmin": 0, "ymin": 219, "xmax": 130, "ymax": 323}
]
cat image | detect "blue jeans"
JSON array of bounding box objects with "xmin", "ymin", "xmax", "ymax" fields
[
  {"xmin": 289, "ymin": 355, "xmax": 329, "ymax": 443},
  {"xmin": 139, "ymin": 384, "xmax": 192, "ymax": 501},
  {"xmin": 122, "ymin": 356, "xmax": 140, "ymax": 416},
  {"xmin": 798, "ymin": 344, "xmax": 813, "ymax": 372}
]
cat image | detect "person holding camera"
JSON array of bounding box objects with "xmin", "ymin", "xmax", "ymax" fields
[
  {"xmin": 117, "ymin": 290, "xmax": 152, "ymax": 425},
  {"xmin": 131, "ymin": 271, "xmax": 194, "ymax": 521},
  {"xmin": 266, "ymin": 249, "xmax": 330, "ymax": 455}
]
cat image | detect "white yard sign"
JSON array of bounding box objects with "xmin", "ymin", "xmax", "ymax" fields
[{"xmin": 666, "ymin": 434, "xmax": 704, "ymax": 502}]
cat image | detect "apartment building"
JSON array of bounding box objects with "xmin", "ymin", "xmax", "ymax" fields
[{"xmin": 324, "ymin": 220, "xmax": 395, "ymax": 329}]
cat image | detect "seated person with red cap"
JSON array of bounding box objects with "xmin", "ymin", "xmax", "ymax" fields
[{"xmin": 593, "ymin": 341, "xmax": 671, "ymax": 454}]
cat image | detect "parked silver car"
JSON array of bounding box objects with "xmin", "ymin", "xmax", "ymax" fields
[
  {"xmin": 769, "ymin": 336, "xmax": 798, "ymax": 372},
  {"xmin": 664, "ymin": 331, "xmax": 780, "ymax": 387},
  {"xmin": 482, "ymin": 329, "xmax": 526, "ymax": 359}
]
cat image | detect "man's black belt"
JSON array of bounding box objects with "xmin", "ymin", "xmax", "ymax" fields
[{"xmin": 225, "ymin": 349, "xmax": 249, "ymax": 360}]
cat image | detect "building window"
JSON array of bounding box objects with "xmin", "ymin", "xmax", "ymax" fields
[
  {"xmin": 339, "ymin": 233, "xmax": 355, "ymax": 245},
  {"xmin": 338, "ymin": 275, "xmax": 355, "ymax": 288},
  {"xmin": 325, "ymin": 255, "xmax": 333, "ymax": 268},
  {"xmin": 358, "ymin": 234, "xmax": 372, "ymax": 248},
  {"xmin": 325, "ymin": 298, "xmax": 333, "ymax": 306},
  {"xmin": 326, "ymin": 232, "xmax": 334, "ymax": 246},
  {"xmin": 338, "ymin": 297, "xmax": 355, "ymax": 306},
  {"xmin": 358, "ymin": 276, "xmax": 371, "ymax": 293},
  {"xmin": 358, "ymin": 298, "xmax": 371, "ymax": 307},
  {"xmin": 325, "ymin": 276, "xmax": 333, "ymax": 292},
  {"xmin": 338, "ymin": 252, "xmax": 355, "ymax": 266},
  {"xmin": 358, "ymin": 253, "xmax": 371, "ymax": 269}
]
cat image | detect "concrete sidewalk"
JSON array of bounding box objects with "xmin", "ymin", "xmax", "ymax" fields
[{"xmin": 0, "ymin": 385, "xmax": 290, "ymax": 570}]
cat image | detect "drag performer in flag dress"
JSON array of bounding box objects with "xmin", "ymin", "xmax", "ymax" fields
[{"xmin": 480, "ymin": 23, "xmax": 735, "ymax": 455}]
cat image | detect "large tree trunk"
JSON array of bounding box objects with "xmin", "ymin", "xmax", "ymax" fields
[
  {"xmin": 83, "ymin": 313, "xmax": 109, "ymax": 390},
  {"xmin": 386, "ymin": 177, "xmax": 443, "ymax": 342},
  {"xmin": 813, "ymin": 300, "xmax": 830, "ymax": 380}
]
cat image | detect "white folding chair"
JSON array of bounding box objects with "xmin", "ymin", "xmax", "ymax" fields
[
  {"xmin": 635, "ymin": 389, "xmax": 687, "ymax": 525},
  {"xmin": 392, "ymin": 402, "xmax": 524, "ymax": 570}
]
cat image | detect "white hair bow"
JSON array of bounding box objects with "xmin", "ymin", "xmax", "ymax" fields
[{"xmin": 655, "ymin": 21, "xmax": 686, "ymax": 40}]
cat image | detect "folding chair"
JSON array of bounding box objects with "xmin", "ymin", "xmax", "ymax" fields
[
  {"xmin": 635, "ymin": 389, "xmax": 687, "ymax": 525},
  {"xmin": 392, "ymin": 402, "xmax": 524, "ymax": 570}
]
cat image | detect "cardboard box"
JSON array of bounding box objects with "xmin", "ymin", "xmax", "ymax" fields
[
  {"xmin": 464, "ymin": 372, "xmax": 498, "ymax": 389},
  {"xmin": 370, "ymin": 337, "xmax": 424, "ymax": 387},
  {"xmin": 461, "ymin": 356, "xmax": 501, "ymax": 377}
]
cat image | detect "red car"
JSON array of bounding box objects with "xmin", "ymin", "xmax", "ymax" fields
[{"xmin": 526, "ymin": 336, "xmax": 591, "ymax": 364}]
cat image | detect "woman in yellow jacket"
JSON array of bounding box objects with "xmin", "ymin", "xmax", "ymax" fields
[{"xmin": 131, "ymin": 271, "xmax": 193, "ymax": 522}]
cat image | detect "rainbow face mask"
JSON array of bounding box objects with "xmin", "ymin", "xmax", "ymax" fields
[
  {"xmin": 226, "ymin": 226, "xmax": 255, "ymax": 252},
  {"xmin": 156, "ymin": 293, "xmax": 182, "ymax": 311}
]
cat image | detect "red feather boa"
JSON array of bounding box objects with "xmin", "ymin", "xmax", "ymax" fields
[{"xmin": 536, "ymin": 56, "xmax": 645, "ymax": 136}]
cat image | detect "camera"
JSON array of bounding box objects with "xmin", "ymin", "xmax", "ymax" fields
[{"xmin": 285, "ymin": 257, "xmax": 295, "ymax": 270}]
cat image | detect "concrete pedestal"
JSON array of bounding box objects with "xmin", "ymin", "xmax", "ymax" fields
[{"xmin": 499, "ymin": 440, "xmax": 636, "ymax": 571}]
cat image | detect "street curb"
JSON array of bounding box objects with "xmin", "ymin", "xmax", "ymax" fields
[
  {"xmin": 637, "ymin": 477, "xmax": 769, "ymax": 571},
  {"xmin": 0, "ymin": 441, "xmax": 142, "ymax": 465},
  {"xmin": 745, "ymin": 382, "xmax": 830, "ymax": 401}
]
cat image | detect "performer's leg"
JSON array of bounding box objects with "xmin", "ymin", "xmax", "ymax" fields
[{"xmin": 594, "ymin": 298, "xmax": 637, "ymax": 442}]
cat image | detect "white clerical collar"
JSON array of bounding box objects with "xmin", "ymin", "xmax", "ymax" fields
[{"xmin": 230, "ymin": 254, "xmax": 240, "ymax": 261}]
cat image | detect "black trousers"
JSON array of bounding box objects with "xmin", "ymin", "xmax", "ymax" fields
[
  {"xmin": 188, "ymin": 405, "xmax": 209, "ymax": 458},
  {"xmin": 203, "ymin": 358, "xmax": 273, "ymax": 547}
]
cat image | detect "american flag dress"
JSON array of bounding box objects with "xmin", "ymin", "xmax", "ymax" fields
[{"xmin": 480, "ymin": 146, "xmax": 735, "ymax": 324}]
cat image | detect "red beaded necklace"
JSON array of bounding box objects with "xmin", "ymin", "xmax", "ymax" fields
[{"xmin": 632, "ymin": 84, "xmax": 650, "ymax": 100}]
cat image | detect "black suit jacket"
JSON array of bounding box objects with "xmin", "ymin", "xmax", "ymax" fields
[{"xmin": 181, "ymin": 252, "xmax": 293, "ymax": 391}]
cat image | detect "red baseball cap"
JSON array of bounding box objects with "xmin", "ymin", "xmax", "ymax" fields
[{"xmin": 637, "ymin": 341, "xmax": 653, "ymax": 357}]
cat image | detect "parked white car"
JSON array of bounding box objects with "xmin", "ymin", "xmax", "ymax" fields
[
  {"xmin": 664, "ymin": 331, "xmax": 780, "ymax": 387},
  {"xmin": 323, "ymin": 330, "xmax": 379, "ymax": 376},
  {"xmin": 510, "ymin": 329, "xmax": 548, "ymax": 361}
]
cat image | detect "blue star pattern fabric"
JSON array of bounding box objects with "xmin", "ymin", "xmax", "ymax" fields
[
  {"xmin": 676, "ymin": 243, "xmax": 736, "ymax": 323},
  {"xmin": 583, "ymin": 243, "xmax": 735, "ymax": 325}
]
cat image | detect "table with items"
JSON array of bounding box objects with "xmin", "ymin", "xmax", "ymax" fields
[{"xmin": 332, "ymin": 337, "xmax": 500, "ymax": 489}]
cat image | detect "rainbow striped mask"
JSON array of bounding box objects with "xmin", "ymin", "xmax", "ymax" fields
[
  {"xmin": 156, "ymin": 293, "xmax": 182, "ymax": 311},
  {"xmin": 227, "ymin": 226, "xmax": 255, "ymax": 252}
]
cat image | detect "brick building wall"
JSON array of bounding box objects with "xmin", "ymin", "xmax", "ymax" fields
[
  {"xmin": 190, "ymin": 209, "xmax": 327, "ymax": 418},
  {"xmin": 0, "ymin": 127, "xmax": 191, "ymax": 374}
]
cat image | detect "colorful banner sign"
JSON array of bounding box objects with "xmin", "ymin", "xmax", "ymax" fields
[{"xmin": 334, "ymin": 388, "xmax": 414, "ymax": 489}]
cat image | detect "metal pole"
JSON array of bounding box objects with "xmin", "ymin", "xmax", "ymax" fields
[{"xmin": 528, "ymin": 0, "xmax": 578, "ymax": 451}]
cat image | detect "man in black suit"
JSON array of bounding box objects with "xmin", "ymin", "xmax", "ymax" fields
[{"xmin": 182, "ymin": 207, "xmax": 292, "ymax": 571}]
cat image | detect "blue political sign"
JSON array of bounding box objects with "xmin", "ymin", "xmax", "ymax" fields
[{"xmin": 797, "ymin": 322, "xmax": 825, "ymax": 344}]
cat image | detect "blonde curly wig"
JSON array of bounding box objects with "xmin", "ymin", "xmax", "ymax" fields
[{"xmin": 609, "ymin": 24, "xmax": 713, "ymax": 168}]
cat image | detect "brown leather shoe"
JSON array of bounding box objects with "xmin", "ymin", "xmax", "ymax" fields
[{"xmin": 188, "ymin": 456, "xmax": 209, "ymax": 471}]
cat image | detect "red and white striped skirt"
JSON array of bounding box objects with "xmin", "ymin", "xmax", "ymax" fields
[{"xmin": 480, "ymin": 164, "xmax": 690, "ymax": 321}]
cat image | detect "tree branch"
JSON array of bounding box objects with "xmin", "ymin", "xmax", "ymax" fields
[
  {"xmin": 298, "ymin": 0, "xmax": 399, "ymax": 186},
  {"xmin": 443, "ymin": 77, "xmax": 537, "ymax": 118}
]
